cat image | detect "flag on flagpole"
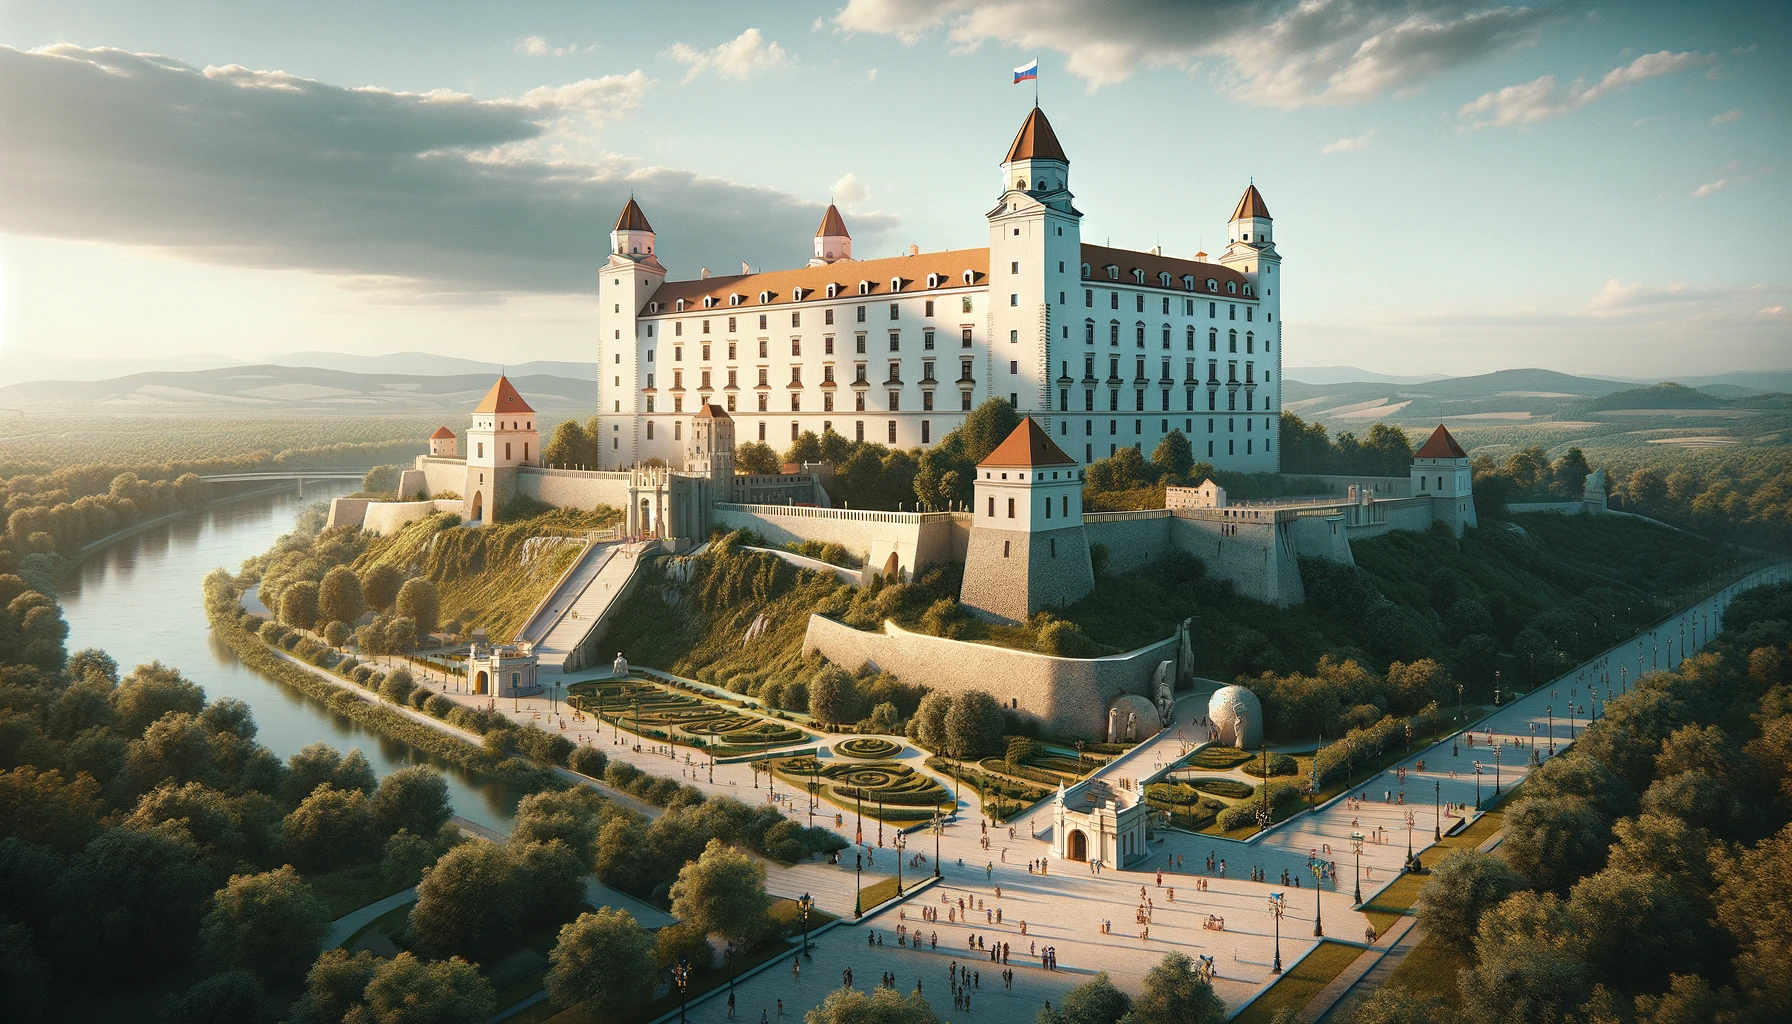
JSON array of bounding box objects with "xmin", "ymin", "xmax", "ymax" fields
[{"xmin": 1013, "ymin": 58, "xmax": 1038, "ymax": 83}]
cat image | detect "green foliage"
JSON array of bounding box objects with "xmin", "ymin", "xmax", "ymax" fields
[
  {"xmin": 1415, "ymin": 849, "xmax": 1527, "ymax": 953},
  {"xmin": 369, "ymin": 764, "xmax": 451, "ymax": 840},
  {"xmin": 1278, "ymin": 412, "xmax": 1416, "ymax": 476},
  {"xmin": 669, "ymin": 837, "xmax": 772, "ymax": 945},
  {"xmin": 198, "ymin": 865, "xmax": 331, "ymax": 984},
  {"xmin": 804, "ymin": 985, "xmax": 943, "ymax": 1024},
  {"xmin": 546, "ymin": 908, "xmax": 657, "ymax": 1012},
  {"xmin": 361, "ymin": 561, "xmax": 404, "ymax": 613},
  {"xmin": 735, "ymin": 440, "xmax": 781, "ymax": 474},
  {"xmin": 155, "ymin": 970, "xmax": 274, "ymax": 1024},
  {"xmin": 283, "ymin": 783, "xmax": 376, "ymax": 871},
  {"xmin": 395, "ymin": 577, "xmax": 440, "ymax": 635},
  {"xmin": 1040, "ymin": 971, "xmax": 1132, "ymax": 1024},
  {"xmin": 1134, "ymin": 951, "xmax": 1227, "ymax": 1024},
  {"xmin": 358, "ymin": 952, "xmax": 496, "ymax": 1024},
  {"xmin": 318, "ymin": 565, "xmax": 365, "ymax": 626}
]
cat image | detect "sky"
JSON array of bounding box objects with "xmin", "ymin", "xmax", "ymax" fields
[{"xmin": 0, "ymin": 0, "xmax": 1787, "ymax": 380}]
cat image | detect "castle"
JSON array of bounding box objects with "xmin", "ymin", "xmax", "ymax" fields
[{"xmin": 595, "ymin": 106, "xmax": 1283, "ymax": 474}]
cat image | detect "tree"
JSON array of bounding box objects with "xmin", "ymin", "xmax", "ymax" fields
[
  {"xmin": 785, "ymin": 431, "xmax": 823, "ymax": 467},
  {"xmin": 323, "ymin": 620, "xmax": 352, "ymax": 648},
  {"xmin": 808, "ymin": 666, "xmax": 851, "ymax": 728},
  {"xmin": 126, "ymin": 781, "xmax": 245, "ymax": 858},
  {"xmin": 370, "ymin": 765, "xmax": 451, "ymax": 840},
  {"xmin": 1415, "ymin": 849, "xmax": 1526, "ymax": 953},
  {"xmin": 1341, "ymin": 986, "xmax": 1453, "ymax": 1024},
  {"xmin": 805, "ymin": 986, "xmax": 942, "ymax": 1024},
  {"xmin": 280, "ymin": 580, "xmax": 320, "ymax": 631},
  {"xmin": 1521, "ymin": 753, "xmax": 1638, "ymax": 824},
  {"xmin": 1566, "ymin": 868, "xmax": 1711, "ymax": 991},
  {"xmin": 1150, "ymin": 431, "xmax": 1195, "ymax": 483},
  {"xmin": 668, "ymin": 838, "xmax": 771, "ymax": 946},
  {"xmin": 1043, "ymin": 971, "xmax": 1131, "ymax": 1024},
  {"xmin": 1607, "ymin": 813, "xmax": 1715, "ymax": 893},
  {"xmin": 290, "ymin": 948, "xmax": 379, "ymax": 1024},
  {"xmin": 396, "ymin": 578, "xmax": 440, "ymax": 636},
  {"xmin": 545, "ymin": 908, "xmax": 656, "ymax": 1012},
  {"xmin": 1363, "ymin": 423, "xmax": 1415, "ymax": 476},
  {"xmin": 361, "ymin": 563, "xmax": 404, "ymax": 614},
  {"xmin": 1502, "ymin": 797, "xmax": 1610, "ymax": 892},
  {"xmin": 906, "ymin": 691, "xmax": 950, "ymax": 751},
  {"xmin": 1132, "ymin": 951, "xmax": 1225, "ymax": 1024},
  {"xmin": 47, "ymin": 824, "xmax": 214, "ymax": 979},
  {"xmin": 1457, "ymin": 891, "xmax": 1590, "ymax": 1024},
  {"xmin": 112, "ymin": 661, "xmax": 206, "ymax": 736},
  {"xmin": 542, "ymin": 419, "xmax": 594, "ymax": 469},
  {"xmin": 512, "ymin": 787, "xmax": 607, "ymax": 855},
  {"xmin": 0, "ymin": 767, "xmax": 102, "ymax": 852},
  {"xmin": 318, "ymin": 566, "xmax": 365, "ymax": 626},
  {"xmin": 736, "ymin": 442, "xmax": 781, "ymax": 475},
  {"xmin": 380, "ymin": 668, "xmax": 416, "ymax": 705},
  {"xmin": 512, "ymin": 839, "xmax": 587, "ymax": 929},
  {"xmin": 1715, "ymin": 820, "xmax": 1792, "ymax": 1015},
  {"xmin": 1641, "ymin": 770, "xmax": 1738, "ymax": 836},
  {"xmin": 409, "ymin": 840, "xmax": 521, "ymax": 962},
  {"xmin": 199, "ymin": 866, "xmax": 331, "ymax": 984},
  {"xmin": 154, "ymin": 970, "xmax": 273, "ymax": 1024},
  {"xmin": 360, "ymin": 952, "xmax": 496, "ymax": 1024},
  {"xmin": 385, "ymin": 616, "xmax": 419, "ymax": 655},
  {"xmin": 0, "ymin": 915, "xmax": 47, "ymax": 1024},
  {"xmin": 282, "ymin": 783, "xmax": 376, "ymax": 870},
  {"xmin": 944, "ymin": 690, "xmax": 1005, "ymax": 760}
]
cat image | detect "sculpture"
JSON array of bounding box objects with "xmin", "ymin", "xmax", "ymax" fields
[
  {"xmin": 611, "ymin": 651, "xmax": 629, "ymax": 678},
  {"xmin": 1207, "ymin": 685, "xmax": 1263, "ymax": 748},
  {"xmin": 1153, "ymin": 659, "xmax": 1176, "ymax": 727},
  {"xmin": 1176, "ymin": 618, "xmax": 1196, "ymax": 689}
]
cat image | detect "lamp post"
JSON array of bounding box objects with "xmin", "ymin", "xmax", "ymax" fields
[
  {"xmin": 894, "ymin": 832, "xmax": 906, "ymax": 895},
  {"xmin": 855, "ymin": 788, "xmax": 863, "ymax": 847},
  {"xmin": 1434, "ymin": 779, "xmax": 1441, "ymax": 841},
  {"xmin": 1473, "ymin": 761, "xmax": 1483, "ymax": 811},
  {"xmin": 878, "ymin": 797, "xmax": 885, "ymax": 848},
  {"xmin": 854, "ymin": 854, "xmax": 862, "ymax": 919},
  {"xmin": 1547, "ymin": 705, "xmax": 1555, "ymax": 754},
  {"xmin": 1351, "ymin": 831, "xmax": 1364, "ymax": 906},
  {"xmin": 551, "ymin": 679, "xmax": 559, "ymax": 713},
  {"xmin": 1569, "ymin": 689, "xmax": 1577, "ymax": 739},
  {"xmin": 1311, "ymin": 862, "xmax": 1325, "ymax": 937},
  {"xmin": 673, "ymin": 958, "xmax": 690, "ymax": 1024},
  {"xmin": 1453, "ymin": 683, "xmax": 1463, "ymax": 756},
  {"xmin": 1494, "ymin": 742, "xmax": 1502, "ymax": 798},
  {"xmin": 633, "ymin": 698, "xmax": 641, "ymax": 747},
  {"xmin": 931, "ymin": 810, "xmax": 944, "ymax": 878},
  {"xmin": 1495, "ymin": 668, "xmax": 1502, "ymax": 706},
  {"xmin": 1404, "ymin": 809, "xmax": 1417, "ymax": 872},
  {"xmin": 1268, "ymin": 893, "xmax": 1286, "ymax": 975},
  {"xmin": 798, "ymin": 893, "xmax": 813, "ymax": 956}
]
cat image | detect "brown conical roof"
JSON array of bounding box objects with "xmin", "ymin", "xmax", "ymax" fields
[
  {"xmin": 430, "ymin": 426, "xmax": 456, "ymax": 439},
  {"xmin": 1415, "ymin": 425, "xmax": 1467, "ymax": 459},
  {"xmin": 614, "ymin": 198, "xmax": 653, "ymax": 232},
  {"xmin": 473, "ymin": 376, "xmax": 535, "ymax": 415},
  {"xmin": 1230, "ymin": 184, "xmax": 1271, "ymax": 221},
  {"xmin": 978, "ymin": 416, "xmax": 1078, "ymax": 468},
  {"xmin": 1003, "ymin": 107, "xmax": 1068, "ymax": 164},
  {"xmin": 815, "ymin": 204, "xmax": 850, "ymax": 238}
]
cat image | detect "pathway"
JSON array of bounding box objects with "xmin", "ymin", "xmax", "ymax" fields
[
  {"xmin": 519, "ymin": 540, "xmax": 645, "ymax": 671},
  {"xmin": 325, "ymin": 887, "xmax": 417, "ymax": 948}
]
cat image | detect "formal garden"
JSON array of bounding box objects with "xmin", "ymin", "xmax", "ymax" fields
[
  {"xmin": 762, "ymin": 755, "xmax": 952, "ymax": 824},
  {"xmin": 566, "ymin": 677, "xmax": 809, "ymax": 754}
]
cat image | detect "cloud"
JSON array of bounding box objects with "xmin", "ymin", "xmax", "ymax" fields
[
  {"xmin": 1709, "ymin": 107, "xmax": 1742, "ymax": 124},
  {"xmin": 1322, "ymin": 131, "xmax": 1373, "ymax": 154},
  {"xmin": 1757, "ymin": 306, "xmax": 1790, "ymax": 323},
  {"xmin": 1459, "ymin": 49, "xmax": 1706, "ymax": 128},
  {"xmin": 0, "ymin": 44, "xmax": 895, "ymax": 299},
  {"xmin": 515, "ymin": 36, "xmax": 590, "ymax": 58},
  {"xmin": 831, "ymin": 173, "xmax": 871, "ymax": 208},
  {"xmin": 834, "ymin": 0, "xmax": 1551, "ymax": 106},
  {"xmin": 1690, "ymin": 178, "xmax": 1729, "ymax": 198},
  {"xmin": 1589, "ymin": 278, "xmax": 1727, "ymax": 314},
  {"xmin": 662, "ymin": 28, "xmax": 792, "ymax": 82}
]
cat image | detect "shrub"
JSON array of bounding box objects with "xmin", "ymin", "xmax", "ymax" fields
[
  {"xmin": 1241, "ymin": 752, "xmax": 1298, "ymax": 777},
  {"xmin": 568, "ymin": 746, "xmax": 607, "ymax": 778},
  {"xmin": 425, "ymin": 694, "xmax": 455, "ymax": 718},
  {"xmin": 408, "ymin": 687, "xmax": 432, "ymax": 710}
]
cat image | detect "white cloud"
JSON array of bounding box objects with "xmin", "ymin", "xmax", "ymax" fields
[
  {"xmin": 1322, "ymin": 131, "xmax": 1372, "ymax": 154},
  {"xmin": 0, "ymin": 44, "xmax": 895, "ymax": 298},
  {"xmin": 516, "ymin": 36, "xmax": 588, "ymax": 58},
  {"xmin": 1589, "ymin": 279, "xmax": 1730, "ymax": 315},
  {"xmin": 866, "ymin": 68, "xmax": 878, "ymax": 83},
  {"xmin": 1757, "ymin": 306, "xmax": 1790, "ymax": 322},
  {"xmin": 1690, "ymin": 178, "xmax": 1729, "ymax": 198},
  {"xmin": 834, "ymin": 0, "xmax": 1552, "ymax": 106},
  {"xmin": 1459, "ymin": 50, "xmax": 1706, "ymax": 129},
  {"xmin": 662, "ymin": 28, "xmax": 792, "ymax": 83},
  {"xmin": 1710, "ymin": 107, "xmax": 1742, "ymax": 124},
  {"xmin": 831, "ymin": 173, "xmax": 871, "ymax": 208}
]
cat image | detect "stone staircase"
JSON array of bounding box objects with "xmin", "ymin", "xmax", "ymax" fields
[{"xmin": 518, "ymin": 540, "xmax": 646, "ymax": 672}]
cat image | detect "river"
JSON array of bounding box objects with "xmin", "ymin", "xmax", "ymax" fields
[{"xmin": 54, "ymin": 484, "xmax": 523, "ymax": 832}]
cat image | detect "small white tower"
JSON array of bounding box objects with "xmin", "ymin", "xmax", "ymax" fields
[
  {"xmin": 463, "ymin": 376, "xmax": 539, "ymax": 524},
  {"xmin": 1219, "ymin": 184, "xmax": 1284, "ymax": 472},
  {"xmin": 1411, "ymin": 424, "xmax": 1477, "ymax": 536},
  {"xmin": 597, "ymin": 198, "xmax": 669, "ymax": 470},
  {"xmin": 429, "ymin": 426, "xmax": 457, "ymax": 458},
  {"xmin": 688, "ymin": 403, "xmax": 735, "ymax": 484},
  {"xmin": 958, "ymin": 417, "xmax": 1093, "ymax": 623},
  {"xmin": 809, "ymin": 204, "xmax": 852, "ymax": 265}
]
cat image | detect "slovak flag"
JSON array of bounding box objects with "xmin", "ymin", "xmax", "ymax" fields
[{"xmin": 1013, "ymin": 58, "xmax": 1038, "ymax": 83}]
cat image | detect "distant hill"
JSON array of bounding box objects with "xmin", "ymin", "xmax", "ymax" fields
[
  {"xmin": 1585, "ymin": 383, "xmax": 1725, "ymax": 412},
  {"xmin": 0, "ymin": 364, "xmax": 594, "ymax": 415},
  {"xmin": 1283, "ymin": 365, "xmax": 1449, "ymax": 385}
]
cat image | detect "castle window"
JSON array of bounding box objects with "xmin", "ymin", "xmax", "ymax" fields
[
  {"xmin": 1162, "ymin": 325, "xmax": 1171, "ymax": 348},
  {"xmin": 890, "ymin": 280, "xmax": 902, "ymax": 295},
  {"xmin": 758, "ymin": 340, "xmax": 768, "ymax": 358},
  {"xmin": 1135, "ymin": 323, "xmax": 1145, "ymax": 347},
  {"xmin": 1109, "ymin": 292, "xmax": 1119, "ymax": 310},
  {"xmin": 727, "ymin": 394, "xmax": 737, "ymax": 411},
  {"xmin": 1007, "ymin": 498, "xmax": 1015, "ymax": 519},
  {"xmin": 825, "ymin": 308, "xmax": 835, "ymax": 325},
  {"xmin": 889, "ymin": 302, "xmax": 900, "ymax": 320},
  {"xmin": 962, "ymin": 328, "xmax": 973, "ymax": 348},
  {"xmin": 825, "ymin": 336, "xmax": 835, "ymax": 355},
  {"xmin": 1228, "ymin": 282, "xmax": 1238, "ymax": 294},
  {"xmin": 727, "ymin": 318, "xmax": 736, "ymax": 334},
  {"xmin": 646, "ymin": 422, "xmax": 654, "ymax": 440},
  {"xmin": 856, "ymin": 305, "xmax": 867, "ymax": 323},
  {"xmin": 1186, "ymin": 326, "xmax": 1195, "ymax": 350},
  {"xmin": 792, "ymin": 339, "xmax": 802, "ymax": 356},
  {"xmin": 888, "ymin": 420, "xmax": 897, "ymax": 443},
  {"xmin": 676, "ymin": 299, "xmax": 686, "ymax": 311},
  {"xmin": 757, "ymin": 394, "xmax": 768, "ymax": 412},
  {"xmin": 702, "ymin": 319, "xmax": 711, "ymax": 333},
  {"xmin": 1246, "ymin": 332, "xmax": 1254, "ymax": 353},
  {"xmin": 889, "ymin": 332, "xmax": 900, "ymax": 352},
  {"xmin": 702, "ymin": 343, "xmax": 711, "ymax": 361},
  {"xmin": 791, "ymin": 394, "xmax": 801, "ymax": 412},
  {"xmin": 921, "ymin": 420, "xmax": 930, "ymax": 443},
  {"xmin": 925, "ymin": 299, "xmax": 935, "ymax": 316},
  {"xmin": 823, "ymin": 392, "xmax": 833, "ymax": 412},
  {"xmin": 792, "ymin": 312, "xmax": 802, "ymax": 328},
  {"xmin": 826, "ymin": 284, "xmax": 838, "ymax": 298},
  {"xmin": 963, "ymin": 271, "xmax": 975, "ymax": 286},
  {"xmin": 987, "ymin": 496, "xmax": 994, "ymax": 517},
  {"xmin": 858, "ymin": 282, "xmax": 870, "ymax": 296},
  {"xmin": 1085, "ymin": 320, "xmax": 1094, "ymax": 344},
  {"xmin": 792, "ymin": 288, "xmax": 803, "ymax": 302},
  {"xmin": 924, "ymin": 330, "xmax": 935, "ymax": 350},
  {"xmin": 962, "ymin": 295, "xmax": 973, "ymax": 312},
  {"xmin": 1229, "ymin": 330, "xmax": 1237, "ymax": 352},
  {"xmin": 1106, "ymin": 265, "xmax": 1119, "ymax": 280},
  {"xmin": 1109, "ymin": 322, "xmax": 1119, "ymax": 346}
]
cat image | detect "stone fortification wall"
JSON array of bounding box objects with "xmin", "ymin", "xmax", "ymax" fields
[
  {"xmin": 414, "ymin": 456, "xmax": 467, "ymax": 497},
  {"xmin": 711, "ymin": 504, "xmax": 965, "ymax": 581},
  {"xmin": 1169, "ymin": 513, "xmax": 1305, "ymax": 606},
  {"xmin": 326, "ymin": 498, "xmax": 373, "ymax": 531},
  {"xmin": 1508, "ymin": 500, "xmax": 1597, "ymax": 516},
  {"xmin": 1288, "ymin": 513, "xmax": 1354, "ymax": 565},
  {"xmin": 1308, "ymin": 474, "xmax": 1411, "ymax": 498},
  {"xmin": 516, "ymin": 467, "xmax": 635, "ymax": 512},
  {"xmin": 362, "ymin": 499, "xmax": 463, "ymax": 536},
  {"xmin": 1082, "ymin": 511, "xmax": 1171, "ymax": 575},
  {"xmin": 1340, "ymin": 496, "xmax": 1435, "ymax": 541},
  {"xmin": 801, "ymin": 615, "xmax": 1176, "ymax": 736},
  {"xmin": 959, "ymin": 524, "xmax": 1094, "ymax": 623}
]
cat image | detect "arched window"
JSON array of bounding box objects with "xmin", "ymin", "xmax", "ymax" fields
[
  {"xmin": 1016, "ymin": 178, "xmax": 1027, "ymax": 190},
  {"xmin": 1134, "ymin": 322, "xmax": 1145, "ymax": 347},
  {"xmin": 756, "ymin": 291, "xmax": 768, "ymax": 304},
  {"xmin": 927, "ymin": 273, "xmax": 940, "ymax": 288},
  {"xmin": 1246, "ymin": 331, "xmax": 1254, "ymax": 353},
  {"xmin": 1228, "ymin": 329, "xmax": 1238, "ymax": 352},
  {"xmin": 1228, "ymin": 282, "xmax": 1238, "ymax": 294},
  {"xmin": 1158, "ymin": 271, "xmax": 1171, "ymax": 286},
  {"xmin": 1084, "ymin": 320, "xmax": 1095, "ymax": 344},
  {"xmin": 1162, "ymin": 325, "xmax": 1171, "ymax": 349},
  {"xmin": 1186, "ymin": 326, "xmax": 1195, "ymax": 350},
  {"xmin": 1208, "ymin": 328, "xmax": 1218, "ymax": 350},
  {"xmin": 963, "ymin": 269, "xmax": 975, "ymax": 284},
  {"xmin": 1206, "ymin": 279, "xmax": 1218, "ymax": 292},
  {"xmin": 1080, "ymin": 263, "xmax": 1090, "ymax": 279},
  {"xmin": 675, "ymin": 299, "xmax": 686, "ymax": 311},
  {"xmin": 890, "ymin": 277, "xmax": 902, "ymax": 292},
  {"xmin": 826, "ymin": 283, "xmax": 838, "ymax": 298},
  {"xmin": 858, "ymin": 281, "xmax": 871, "ymax": 295}
]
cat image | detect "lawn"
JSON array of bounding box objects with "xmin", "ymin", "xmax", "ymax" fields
[
  {"xmin": 1380, "ymin": 932, "xmax": 1472, "ymax": 1009},
  {"xmin": 1233, "ymin": 941, "xmax": 1366, "ymax": 1024},
  {"xmin": 306, "ymin": 861, "xmax": 410, "ymax": 919}
]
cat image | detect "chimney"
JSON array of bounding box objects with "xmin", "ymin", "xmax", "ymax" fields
[
  {"xmin": 700, "ymin": 267, "xmax": 710, "ymax": 279},
  {"xmin": 1194, "ymin": 251, "xmax": 1208, "ymax": 262},
  {"xmin": 1148, "ymin": 245, "xmax": 1162, "ymax": 256},
  {"xmin": 907, "ymin": 244, "xmax": 920, "ymax": 257},
  {"xmin": 741, "ymin": 261, "xmax": 751, "ymax": 275}
]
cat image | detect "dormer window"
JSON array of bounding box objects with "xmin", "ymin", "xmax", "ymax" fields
[
  {"xmin": 1181, "ymin": 276, "xmax": 1194, "ymax": 291},
  {"xmin": 728, "ymin": 294, "xmax": 743, "ymax": 306},
  {"xmin": 1158, "ymin": 272, "xmax": 1171, "ymax": 287},
  {"xmin": 1105, "ymin": 265, "xmax": 1119, "ymax": 281},
  {"xmin": 826, "ymin": 283, "xmax": 839, "ymax": 298},
  {"xmin": 703, "ymin": 296, "xmax": 717, "ymax": 308},
  {"xmin": 1080, "ymin": 263, "xmax": 1090, "ymax": 279},
  {"xmin": 1243, "ymin": 284, "xmax": 1253, "ymax": 296},
  {"xmin": 927, "ymin": 273, "xmax": 941, "ymax": 288},
  {"xmin": 890, "ymin": 277, "xmax": 903, "ymax": 292},
  {"xmin": 649, "ymin": 302, "xmax": 660, "ymax": 313},
  {"xmin": 1132, "ymin": 269, "xmax": 1145, "ymax": 284},
  {"xmin": 1206, "ymin": 279, "xmax": 1218, "ymax": 292},
  {"xmin": 859, "ymin": 281, "xmax": 871, "ymax": 296},
  {"xmin": 675, "ymin": 299, "xmax": 687, "ymax": 311},
  {"xmin": 1228, "ymin": 282, "xmax": 1238, "ymax": 294},
  {"xmin": 962, "ymin": 270, "xmax": 975, "ymax": 285},
  {"xmin": 791, "ymin": 288, "xmax": 805, "ymax": 302}
]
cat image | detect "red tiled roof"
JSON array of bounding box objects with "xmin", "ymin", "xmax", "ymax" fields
[
  {"xmin": 1079, "ymin": 244, "xmax": 1252, "ymax": 295},
  {"xmin": 816, "ymin": 204, "xmax": 849, "ymax": 238},
  {"xmin": 614, "ymin": 198, "xmax": 653, "ymax": 232},
  {"xmin": 430, "ymin": 426, "xmax": 455, "ymax": 439},
  {"xmin": 1415, "ymin": 425, "xmax": 1467, "ymax": 459},
  {"xmin": 979, "ymin": 417, "xmax": 1077, "ymax": 468},
  {"xmin": 643, "ymin": 248, "xmax": 988, "ymax": 314},
  {"xmin": 1230, "ymin": 185, "xmax": 1271, "ymax": 221},
  {"xmin": 1005, "ymin": 107, "xmax": 1068, "ymax": 164},
  {"xmin": 472, "ymin": 376, "xmax": 534, "ymax": 414},
  {"xmin": 694, "ymin": 403, "xmax": 730, "ymax": 420}
]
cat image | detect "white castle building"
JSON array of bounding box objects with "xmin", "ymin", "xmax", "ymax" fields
[{"xmin": 596, "ymin": 106, "xmax": 1283, "ymax": 472}]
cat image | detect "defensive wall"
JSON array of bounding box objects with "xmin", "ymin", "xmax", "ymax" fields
[
  {"xmin": 362, "ymin": 499, "xmax": 464, "ymax": 536},
  {"xmin": 1079, "ymin": 507, "xmax": 1311, "ymax": 607},
  {"xmin": 802, "ymin": 614, "xmax": 1178, "ymax": 736},
  {"xmin": 711, "ymin": 503, "xmax": 969, "ymax": 581}
]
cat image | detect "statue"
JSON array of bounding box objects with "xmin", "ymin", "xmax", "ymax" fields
[
  {"xmin": 611, "ymin": 651, "xmax": 629, "ymax": 678},
  {"xmin": 1107, "ymin": 707, "xmax": 1122, "ymax": 745},
  {"xmin": 1153, "ymin": 659, "xmax": 1176, "ymax": 727},
  {"xmin": 1175, "ymin": 618, "xmax": 1196, "ymax": 689},
  {"xmin": 1125, "ymin": 711, "xmax": 1138, "ymax": 742}
]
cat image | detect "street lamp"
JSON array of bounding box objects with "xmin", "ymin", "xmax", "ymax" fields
[
  {"xmin": 1404, "ymin": 809, "xmax": 1417, "ymax": 872},
  {"xmin": 1351, "ymin": 831, "xmax": 1365, "ymax": 905},
  {"xmin": 552, "ymin": 679, "xmax": 559, "ymax": 712},
  {"xmin": 1494, "ymin": 742, "xmax": 1502, "ymax": 798},
  {"xmin": 855, "ymin": 787, "xmax": 863, "ymax": 847},
  {"xmin": 1473, "ymin": 761, "xmax": 1483, "ymax": 810},
  {"xmin": 1569, "ymin": 689, "xmax": 1577, "ymax": 739},
  {"xmin": 673, "ymin": 958, "xmax": 691, "ymax": 1024},
  {"xmin": 1434, "ymin": 779, "xmax": 1441, "ymax": 841},
  {"xmin": 1547, "ymin": 705, "xmax": 1555, "ymax": 754},
  {"xmin": 1453, "ymin": 683, "xmax": 1463, "ymax": 755},
  {"xmin": 1310, "ymin": 861, "xmax": 1325, "ymax": 937},
  {"xmin": 853, "ymin": 854, "xmax": 863, "ymax": 919},
  {"xmin": 931, "ymin": 809, "xmax": 944, "ymax": 878},
  {"xmin": 1268, "ymin": 893, "xmax": 1286, "ymax": 975},
  {"xmin": 798, "ymin": 893, "xmax": 813, "ymax": 957},
  {"xmin": 894, "ymin": 832, "xmax": 907, "ymax": 895}
]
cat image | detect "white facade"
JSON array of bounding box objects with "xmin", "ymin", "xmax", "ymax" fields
[
  {"xmin": 595, "ymin": 109, "xmax": 1284, "ymax": 475},
  {"xmin": 973, "ymin": 463, "xmax": 1084, "ymax": 532}
]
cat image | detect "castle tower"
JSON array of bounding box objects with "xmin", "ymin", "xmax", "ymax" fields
[
  {"xmin": 1218, "ymin": 184, "xmax": 1283, "ymax": 471},
  {"xmin": 808, "ymin": 204, "xmax": 852, "ymax": 266},
  {"xmin": 959, "ymin": 417, "xmax": 1093, "ymax": 623},
  {"xmin": 597, "ymin": 199, "xmax": 668, "ymax": 469},
  {"xmin": 988, "ymin": 106, "xmax": 1083, "ymax": 417},
  {"xmin": 463, "ymin": 376, "xmax": 538, "ymax": 524},
  {"xmin": 688, "ymin": 403, "xmax": 735, "ymax": 485},
  {"xmin": 429, "ymin": 426, "xmax": 457, "ymax": 457},
  {"xmin": 1411, "ymin": 424, "xmax": 1477, "ymax": 536}
]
